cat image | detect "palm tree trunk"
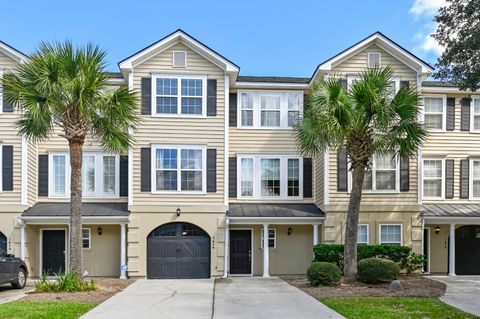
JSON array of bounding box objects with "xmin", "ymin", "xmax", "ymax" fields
[
  {"xmin": 69, "ymin": 140, "xmax": 84, "ymax": 276},
  {"xmin": 343, "ymin": 165, "xmax": 366, "ymax": 278}
]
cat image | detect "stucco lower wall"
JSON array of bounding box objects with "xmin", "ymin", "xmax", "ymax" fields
[
  {"xmin": 323, "ymin": 210, "xmax": 423, "ymax": 253},
  {"xmin": 127, "ymin": 212, "xmax": 226, "ymax": 278},
  {"xmin": 426, "ymin": 224, "xmax": 449, "ymax": 274},
  {"xmin": 230, "ymin": 224, "xmax": 315, "ymax": 275},
  {"xmin": 0, "ymin": 213, "xmax": 21, "ymax": 256}
]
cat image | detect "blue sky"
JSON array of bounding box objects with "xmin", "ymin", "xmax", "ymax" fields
[{"xmin": 0, "ymin": 0, "xmax": 444, "ymax": 77}]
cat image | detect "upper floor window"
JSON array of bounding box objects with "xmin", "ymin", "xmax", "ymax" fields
[
  {"xmin": 237, "ymin": 155, "xmax": 302, "ymax": 199},
  {"xmin": 422, "ymin": 158, "xmax": 443, "ymax": 199},
  {"xmin": 152, "ymin": 144, "xmax": 206, "ymax": 193},
  {"xmin": 471, "ymin": 159, "xmax": 480, "ymax": 198},
  {"xmin": 379, "ymin": 224, "xmax": 402, "ymax": 245},
  {"xmin": 50, "ymin": 152, "xmax": 119, "ymax": 198},
  {"xmin": 153, "ymin": 74, "xmax": 206, "ymax": 116},
  {"xmin": 367, "ymin": 52, "xmax": 381, "ymax": 68},
  {"xmin": 238, "ymin": 91, "xmax": 303, "ymax": 128},
  {"xmin": 472, "ymin": 97, "xmax": 480, "ymax": 131},
  {"xmin": 351, "ymin": 152, "xmax": 399, "ymax": 192},
  {"xmin": 423, "ymin": 96, "xmax": 446, "ymax": 131},
  {"xmin": 172, "ymin": 51, "xmax": 187, "ymax": 68}
]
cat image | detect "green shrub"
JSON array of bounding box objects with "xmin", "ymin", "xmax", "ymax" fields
[
  {"xmin": 307, "ymin": 262, "xmax": 342, "ymax": 286},
  {"xmin": 35, "ymin": 272, "xmax": 96, "ymax": 292},
  {"xmin": 357, "ymin": 258, "xmax": 400, "ymax": 283},
  {"xmin": 405, "ymin": 252, "xmax": 426, "ymax": 274}
]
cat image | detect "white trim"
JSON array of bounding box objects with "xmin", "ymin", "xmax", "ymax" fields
[
  {"xmin": 469, "ymin": 96, "xmax": 480, "ymax": 132},
  {"xmin": 228, "ymin": 217, "xmax": 325, "ymax": 225},
  {"xmin": 0, "ymin": 69, "xmax": 4, "ymax": 113},
  {"xmin": 234, "ymin": 82, "xmax": 309, "ymax": 89},
  {"xmin": 262, "ymin": 224, "xmax": 269, "ymax": 277},
  {"xmin": 82, "ymin": 228, "xmax": 91, "ymax": 250},
  {"xmin": 0, "ymin": 145, "xmax": 3, "ymax": 192},
  {"xmin": 323, "ymin": 150, "xmax": 329, "ymax": 205},
  {"xmin": 128, "ymin": 70, "xmax": 134, "ymax": 207},
  {"xmin": 172, "ymin": 50, "xmax": 187, "ymax": 68},
  {"xmin": 421, "ymin": 86, "xmax": 469, "ymax": 93},
  {"xmin": 469, "ymin": 157, "xmax": 480, "ymax": 200},
  {"xmin": 118, "ymin": 30, "xmax": 239, "ymax": 73},
  {"xmin": 151, "ymin": 144, "xmax": 207, "ymax": 194},
  {"xmin": 237, "ymin": 155, "xmax": 303, "ymax": 200},
  {"xmin": 21, "ymin": 135, "xmax": 28, "ymax": 205},
  {"xmin": 22, "ymin": 215, "xmax": 129, "ymax": 225},
  {"xmin": 358, "ymin": 224, "xmax": 369, "ymax": 244},
  {"xmin": 229, "ymin": 228, "xmax": 253, "ymax": 276},
  {"xmin": 423, "ymin": 226, "xmax": 431, "ymax": 274},
  {"xmin": 367, "ymin": 52, "xmax": 381, "ymax": 68},
  {"xmin": 120, "ymin": 223, "xmax": 127, "ymax": 279},
  {"xmin": 422, "ymin": 157, "xmax": 445, "ymax": 200},
  {"xmin": 378, "ymin": 223, "xmax": 403, "ymax": 245},
  {"xmin": 449, "ymin": 223, "xmax": 456, "ymax": 276},
  {"xmin": 260, "ymin": 227, "xmax": 276, "ymax": 249},
  {"xmin": 0, "ymin": 42, "xmax": 29, "ymax": 63},
  {"xmin": 236, "ymin": 90, "xmax": 303, "ymax": 129},
  {"xmin": 39, "ymin": 228, "xmax": 68, "ymax": 277},
  {"xmin": 224, "ymin": 75, "xmax": 230, "ymax": 206},
  {"xmin": 151, "ymin": 73, "xmax": 207, "ymax": 117},
  {"xmin": 422, "ymin": 94, "xmax": 447, "ymax": 132}
]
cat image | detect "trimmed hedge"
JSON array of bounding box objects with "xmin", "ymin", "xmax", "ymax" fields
[
  {"xmin": 313, "ymin": 244, "xmax": 413, "ymax": 271},
  {"xmin": 357, "ymin": 258, "xmax": 400, "ymax": 283},
  {"xmin": 307, "ymin": 262, "xmax": 342, "ymax": 286}
]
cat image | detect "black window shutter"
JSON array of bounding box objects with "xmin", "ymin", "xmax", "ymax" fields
[
  {"xmin": 229, "ymin": 93, "xmax": 237, "ymax": 127},
  {"xmin": 446, "ymin": 97, "xmax": 455, "ymax": 131},
  {"xmin": 445, "ymin": 159, "xmax": 454, "ymax": 199},
  {"xmin": 400, "ymin": 81, "xmax": 410, "ymax": 90},
  {"xmin": 207, "ymin": 149, "xmax": 217, "ymax": 192},
  {"xmin": 38, "ymin": 154, "xmax": 49, "ymax": 196},
  {"xmin": 229, "ymin": 157, "xmax": 237, "ymax": 197},
  {"xmin": 207, "ymin": 79, "xmax": 217, "ymax": 116},
  {"xmin": 140, "ymin": 148, "xmax": 151, "ymax": 192},
  {"xmin": 461, "ymin": 97, "xmax": 471, "ymax": 131},
  {"xmin": 303, "ymin": 158, "xmax": 313, "ymax": 198},
  {"xmin": 460, "ymin": 159, "xmax": 469, "ymax": 199},
  {"xmin": 141, "ymin": 77, "xmax": 152, "ymax": 115},
  {"xmin": 2, "ymin": 146, "xmax": 13, "ymax": 191},
  {"xmin": 119, "ymin": 156, "xmax": 128, "ymax": 197},
  {"xmin": 400, "ymin": 156, "xmax": 409, "ymax": 192},
  {"xmin": 2, "ymin": 94, "xmax": 13, "ymax": 112},
  {"xmin": 337, "ymin": 148, "xmax": 348, "ymax": 191}
]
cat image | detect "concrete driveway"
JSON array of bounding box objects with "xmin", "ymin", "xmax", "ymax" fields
[
  {"xmin": 0, "ymin": 280, "xmax": 34, "ymax": 304},
  {"xmin": 82, "ymin": 277, "xmax": 344, "ymax": 319},
  {"xmin": 430, "ymin": 276, "xmax": 480, "ymax": 316}
]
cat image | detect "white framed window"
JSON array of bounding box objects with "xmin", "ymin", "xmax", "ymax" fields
[
  {"xmin": 172, "ymin": 51, "xmax": 187, "ymax": 68},
  {"xmin": 237, "ymin": 155, "xmax": 303, "ymax": 200},
  {"xmin": 82, "ymin": 228, "xmax": 91, "ymax": 249},
  {"xmin": 237, "ymin": 91, "xmax": 303, "ymax": 128},
  {"xmin": 422, "ymin": 158, "xmax": 444, "ymax": 199},
  {"xmin": 49, "ymin": 152, "xmax": 119, "ymax": 198},
  {"xmin": 260, "ymin": 228, "xmax": 276, "ymax": 249},
  {"xmin": 379, "ymin": 224, "xmax": 403, "ymax": 245},
  {"xmin": 152, "ymin": 74, "xmax": 207, "ymax": 116},
  {"xmin": 152, "ymin": 144, "xmax": 206, "ymax": 193},
  {"xmin": 349, "ymin": 152, "xmax": 399, "ymax": 193},
  {"xmin": 471, "ymin": 97, "xmax": 480, "ymax": 131},
  {"xmin": 367, "ymin": 52, "xmax": 381, "ymax": 68},
  {"xmin": 347, "ymin": 75, "xmax": 360, "ymax": 92},
  {"xmin": 423, "ymin": 95, "xmax": 446, "ymax": 131},
  {"xmin": 358, "ymin": 224, "xmax": 369, "ymax": 244},
  {"xmin": 471, "ymin": 158, "xmax": 480, "ymax": 198}
]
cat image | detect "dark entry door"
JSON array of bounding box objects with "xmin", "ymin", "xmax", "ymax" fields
[
  {"xmin": 456, "ymin": 225, "xmax": 480, "ymax": 275},
  {"xmin": 230, "ymin": 230, "xmax": 252, "ymax": 275},
  {"xmin": 42, "ymin": 230, "xmax": 66, "ymax": 275},
  {"xmin": 423, "ymin": 228, "xmax": 429, "ymax": 273},
  {"xmin": 147, "ymin": 223, "xmax": 210, "ymax": 279}
]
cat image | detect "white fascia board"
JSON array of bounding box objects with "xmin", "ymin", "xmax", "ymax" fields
[
  {"xmin": 422, "ymin": 216, "xmax": 480, "ymax": 224},
  {"xmin": 21, "ymin": 216, "xmax": 129, "ymax": 225},
  {"xmin": 0, "ymin": 42, "xmax": 29, "ymax": 63},
  {"xmin": 421, "ymin": 86, "xmax": 467, "ymax": 93},
  {"xmin": 234, "ymin": 82, "xmax": 310, "ymax": 89},
  {"xmin": 107, "ymin": 78, "xmax": 126, "ymax": 85},
  {"xmin": 228, "ymin": 216, "xmax": 325, "ymax": 225}
]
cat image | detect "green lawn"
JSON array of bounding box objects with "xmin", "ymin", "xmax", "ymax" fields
[
  {"xmin": 0, "ymin": 301, "xmax": 96, "ymax": 319},
  {"xmin": 322, "ymin": 297, "xmax": 479, "ymax": 319}
]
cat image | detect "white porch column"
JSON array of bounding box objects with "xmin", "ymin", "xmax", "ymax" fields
[
  {"xmin": 263, "ymin": 224, "xmax": 270, "ymax": 278},
  {"xmin": 313, "ymin": 224, "xmax": 319, "ymax": 246},
  {"xmin": 448, "ymin": 223, "xmax": 456, "ymax": 276},
  {"xmin": 223, "ymin": 219, "xmax": 230, "ymax": 278},
  {"xmin": 20, "ymin": 221, "xmax": 26, "ymax": 261},
  {"xmin": 120, "ymin": 223, "xmax": 127, "ymax": 279}
]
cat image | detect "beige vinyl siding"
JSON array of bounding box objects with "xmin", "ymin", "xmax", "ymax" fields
[
  {"xmin": 0, "ymin": 52, "xmax": 23, "ymax": 207},
  {"xmin": 130, "ymin": 43, "xmax": 225, "ymax": 208},
  {"xmin": 421, "ymin": 92, "xmax": 480, "ymax": 203},
  {"xmin": 27, "ymin": 139, "xmax": 37, "ymax": 205},
  {"xmin": 314, "ymin": 153, "xmax": 324, "ymax": 207}
]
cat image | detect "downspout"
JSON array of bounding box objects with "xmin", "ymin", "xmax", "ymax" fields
[{"xmin": 223, "ymin": 217, "xmax": 230, "ymax": 278}]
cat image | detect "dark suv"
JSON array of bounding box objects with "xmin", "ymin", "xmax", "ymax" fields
[{"xmin": 0, "ymin": 249, "xmax": 28, "ymax": 289}]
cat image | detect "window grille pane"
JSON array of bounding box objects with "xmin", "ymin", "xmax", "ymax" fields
[
  {"xmin": 53, "ymin": 155, "xmax": 66, "ymax": 194},
  {"xmin": 288, "ymin": 159, "xmax": 299, "ymax": 196},
  {"xmin": 103, "ymin": 156, "xmax": 116, "ymax": 194},
  {"xmin": 241, "ymin": 158, "xmax": 253, "ymax": 196},
  {"xmin": 181, "ymin": 171, "xmax": 202, "ymax": 191},
  {"xmin": 380, "ymin": 225, "xmax": 401, "ymax": 244},
  {"xmin": 181, "ymin": 97, "xmax": 202, "ymax": 114},
  {"xmin": 358, "ymin": 225, "xmax": 368, "ymax": 244},
  {"xmin": 156, "ymin": 97, "xmax": 178, "ymax": 114},
  {"xmin": 181, "ymin": 149, "xmax": 202, "ymax": 170},
  {"xmin": 424, "ymin": 180, "xmax": 441, "ymax": 197},
  {"xmin": 261, "ymin": 159, "xmax": 280, "ymax": 196},
  {"xmin": 288, "ymin": 111, "xmax": 299, "ymax": 127},
  {"xmin": 156, "ymin": 149, "xmax": 177, "ymax": 169},
  {"xmin": 83, "ymin": 156, "xmax": 95, "ymax": 193},
  {"xmin": 261, "ymin": 111, "xmax": 280, "ymax": 126},
  {"xmin": 156, "ymin": 78, "xmax": 178, "ymax": 95},
  {"xmin": 181, "ymin": 79, "xmax": 202, "ymax": 96},
  {"xmin": 376, "ymin": 171, "xmax": 396, "ymax": 190},
  {"xmin": 241, "ymin": 110, "xmax": 253, "ymax": 126},
  {"xmin": 156, "ymin": 171, "xmax": 177, "ymax": 190},
  {"xmin": 425, "ymin": 114, "xmax": 443, "ymax": 129},
  {"xmin": 423, "ymin": 160, "xmax": 442, "ymax": 178},
  {"xmin": 363, "ymin": 170, "xmax": 373, "ymax": 190}
]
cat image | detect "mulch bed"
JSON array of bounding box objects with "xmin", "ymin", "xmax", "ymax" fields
[
  {"xmin": 281, "ymin": 275, "xmax": 446, "ymax": 299},
  {"xmin": 20, "ymin": 278, "xmax": 136, "ymax": 304}
]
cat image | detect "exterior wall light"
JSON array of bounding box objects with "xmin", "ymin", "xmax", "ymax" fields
[
  {"xmin": 287, "ymin": 227, "xmax": 292, "ymax": 236},
  {"xmin": 176, "ymin": 208, "xmax": 181, "ymax": 217},
  {"xmin": 97, "ymin": 227, "xmax": 103, "ymax": 236},
  {"xmin": 435, "ymin": 225, "xmax": 440, "ymax": 234}
]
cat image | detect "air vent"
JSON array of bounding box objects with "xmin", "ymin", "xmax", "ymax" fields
[
  {"xmin": 367, "ymin": 52, "xmax": 381, "ymax": 68},
  {"xmin": 173, "ymin": 51, "xmax": 187, "ymax": 68}
]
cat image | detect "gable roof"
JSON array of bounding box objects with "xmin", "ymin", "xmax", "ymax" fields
[
  {"xmin": 310, "ymin": 31, "xmax": 434, "ymax": 82},
  {"xmin": 0, "ymin": 40, "xmax": 29, "ymax": 63},
  {"xmin": 118, "ymin": 29, "xmax": 239, "ymax": 74}
]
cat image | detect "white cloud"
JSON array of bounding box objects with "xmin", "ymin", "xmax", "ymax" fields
[
  {"xmin": 409, "ymin": 0, "xmax": 446, "ymax": 56},
  {"xmin": 410, "ymin": 0, "xmax": 446, "ymax": 17}
]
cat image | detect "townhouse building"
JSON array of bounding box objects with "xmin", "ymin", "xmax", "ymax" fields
[{"xmin": 0, "ymin": 30, "xmax": 478, "ymax": 279}]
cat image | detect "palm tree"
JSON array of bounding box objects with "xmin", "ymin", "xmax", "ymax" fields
[
  {"xmin": 295, "ymin": 66, "xmax": 426, "ymax": 277},
  {"xmin": 3, "ymin": 42, "xmax": 139, "ymax": 276}
]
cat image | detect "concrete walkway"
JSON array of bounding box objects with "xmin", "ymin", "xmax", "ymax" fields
[
  {"xmin": 214, "ymin": 277, "xmax": 345, "ymax": 319},
  {"xmin": 82, "ymin": 277, "xmax": 344, "ymax": 319},
  {"xmin": 430, "ymin": 276, "xmax": 480, "ymax": 317},
  {"xmin": 0, "ymin": 280, "xmax": 34, "ymax": 304}
]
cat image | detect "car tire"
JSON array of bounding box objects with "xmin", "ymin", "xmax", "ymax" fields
[{"xmin": 11, "ymin": 268, "xmax": 27, "ymax": 289}]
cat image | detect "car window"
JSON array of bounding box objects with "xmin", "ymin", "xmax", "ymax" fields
[{"xmin": 0, "ymin": 248, "xmax": 6, "ymax": 261}]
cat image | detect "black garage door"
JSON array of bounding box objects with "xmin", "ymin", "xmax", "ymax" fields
[
  {"xmin": 147, "ymin": 222, "xmax": 210, "ymax": 279},
  {"xmin": 455, "ymin": 225, "xmax": 480, "ymax": 275}
]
